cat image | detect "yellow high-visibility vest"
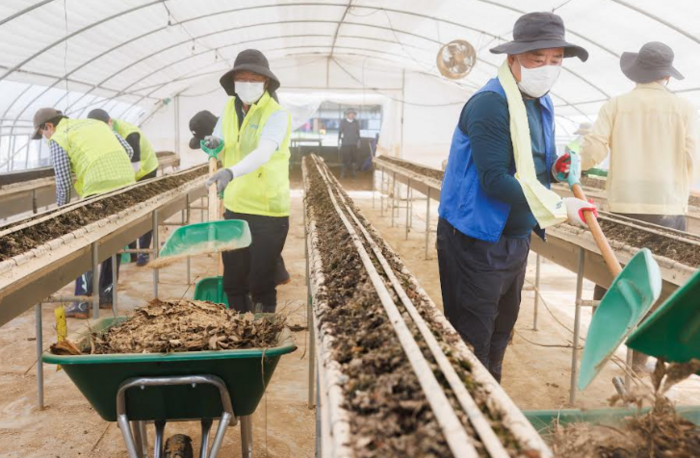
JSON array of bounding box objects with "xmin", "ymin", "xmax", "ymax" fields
[
  {"xmin": 112, "ymin": 119, "xmax": 159, "ymax": 180},
  {"xmin": 51, "ymin": 119, "xmax": 135, "ymax": 198},
  {"xmin": 220, "ymin": 92, "xmax": 291, "ymax": 217}
]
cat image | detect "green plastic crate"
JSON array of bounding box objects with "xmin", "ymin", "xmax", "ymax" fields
[
  {"xmin": 193, "ymin": 276, "xmax": 228, "ymax": 306},
  {"xmin": 523, "ymin": 406, "xmax": 700, "ymax": 433},
  {"xmin": 43, "ymin": 316, "xmax": 295, "ymax": 422}
]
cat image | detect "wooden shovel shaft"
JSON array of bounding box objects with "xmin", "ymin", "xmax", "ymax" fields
[
  {"xmin": 571, "ymin": 184, "xmax": 623, "ymax": 277},
  {"xmin": 208, "ymin": 157, "xmax": 224, "ymax": 276}
]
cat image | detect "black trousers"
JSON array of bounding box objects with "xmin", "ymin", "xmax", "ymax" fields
[
  {"xmin": 593, "ymin": 213, "xmax": 686, "ymax": 368},
  {"xmin": 222, "ymin": 211, "xmax": 289, "ymax": 313},
  {"xmin": 341, "ymin": 145, "xmax": 359, "ymax": 174},
  {"xmin": 436, "ymin": 218, "xmax": 530, "ymax": 383},
  {"xmin": 128, "ymin": 169, "xmax": 159, "ymax": 254}
]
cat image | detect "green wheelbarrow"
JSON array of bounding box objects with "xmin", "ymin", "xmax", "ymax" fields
[{"xmin": 43, "ymin": 316, "xmax": 296, "ymax": 458}]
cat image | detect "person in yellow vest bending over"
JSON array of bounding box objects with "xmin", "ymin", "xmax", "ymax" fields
[
  {"xmin": 203, "ymin": 49, "xmax": 292, "ymax": 314},
  {"xmin": 88, "ymin": 108, "xmax": 159, "ymax": 267},
  {"xmin": 33, "ymin": 107, "xmax": 136, "ymax": 318}
]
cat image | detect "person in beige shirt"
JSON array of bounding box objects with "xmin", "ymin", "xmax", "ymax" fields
[
  {"xmin": 581, "ymin": 41, "xmax": 698, "ymax": 229},
  {"xmin": 581, "ymin": 41, "xmax": 699, "ymax": 371}
]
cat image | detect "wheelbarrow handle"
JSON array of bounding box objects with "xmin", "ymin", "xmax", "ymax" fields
[{"xmin": 571, "ymin": 183, "xmax": 623, "ymax": 277}]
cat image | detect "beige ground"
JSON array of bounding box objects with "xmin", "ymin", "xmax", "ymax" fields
[{"xmin": 1, "ymin": 173, "xmax": 699, "ymax": 457}]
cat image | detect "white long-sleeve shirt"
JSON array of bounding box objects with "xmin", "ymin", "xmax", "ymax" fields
[{"xmin": 213, "ymin": 110, "xmax": 288, "ymax": 178}]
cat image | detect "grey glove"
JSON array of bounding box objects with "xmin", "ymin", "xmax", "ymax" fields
[
  {"xmin": 202, "ymin": 135, "xmax": 222, "ymax": 150},
  {"xmin": 205, "ymin": 168, "xmax": 233, "ymax": 195}
]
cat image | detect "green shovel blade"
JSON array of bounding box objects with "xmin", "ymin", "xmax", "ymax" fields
[
  {"xmin": 626, "ymin": 268, "xmax": 700, "ymax": 372},
  {"xmin": 159, "ymin": 220, "xmax": 252, "ymax": 259},
  {"xmin": 578, "ymin": 248, "xmax": 662, "ymax": 390}
]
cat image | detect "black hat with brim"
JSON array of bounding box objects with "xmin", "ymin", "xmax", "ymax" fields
[
  {"xmin": 490, "ymin": 12, "xmax": 589, "ymax": 62},
  {"xmin": 219, "ymin": 49, "xmax": 280, "ymax": 97},
  {"xmin": 620, "ymin": 41, "xmax": 684, "ymax": 84},
  {"xmin": 188, "ymin": 110, "xmax": 218, "ymax": 149}
]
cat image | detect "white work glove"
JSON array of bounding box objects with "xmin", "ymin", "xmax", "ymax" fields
[
  {"xmin": 205, "ymin": 168, "xmax": 234, "ymax": 195},
  {"xmin": 563, "ymin": 197, "xmax": 597, "ymax": 227},
  {"xmin": 131, "ymin": 161, "xmax": 140, "ymax": 174}
]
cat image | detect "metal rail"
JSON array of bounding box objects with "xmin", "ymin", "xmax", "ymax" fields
[{"xmin": 306, "ymin": 155, "xmax": 551, "ymax": 457}]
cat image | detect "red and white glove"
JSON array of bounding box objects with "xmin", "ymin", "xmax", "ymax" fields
[
  {"xmin": 563, "ymin": 197, "xmax": 597, "ymax": 227},
  {"xmin": 552, "ymin": 153, "xmax": 571, "ymax": 180}
]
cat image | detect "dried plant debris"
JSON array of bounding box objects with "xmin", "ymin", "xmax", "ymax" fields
[
  {"xmin": 305, "ymin": 157, "xmax": 527, "ymax": 457},
  {"xmin": 52, "ymin": 299, "xmax": 286, "ymax": 355},
  {"xmin": 378, "ymin": 156, "xmax": 445, "ymax": 182},
  {"xmin": 552, "ymin": 359, "xmax": 700, "ymax": 457},
  {"xmin": 0, "ymin": 166, "xmax": 207, "ymax": 261},
  {"xmin": 598, "ymin": 217, "xmax": 700, "ymax": 267}
]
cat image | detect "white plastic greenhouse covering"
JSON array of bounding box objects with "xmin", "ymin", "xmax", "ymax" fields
[{"xmin": 1, "ymin": 0, "xmax": 699, "ymax": 172}]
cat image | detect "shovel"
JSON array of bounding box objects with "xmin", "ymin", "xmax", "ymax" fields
[
  {"xmin": 153, "ymin": 156, "xmax": 251, "ymax": 267},
  {"xmin": 626, "ymin": 268, "xmax": 700, "ymax": 374},
  {"xmin": 572, "ymin": 183, "xmax": 662, "ymax": 390}
]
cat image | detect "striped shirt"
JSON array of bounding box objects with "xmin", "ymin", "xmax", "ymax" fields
[{"xmin": 49, "ymin": 132, "xmax": 133, "ymax": 207}]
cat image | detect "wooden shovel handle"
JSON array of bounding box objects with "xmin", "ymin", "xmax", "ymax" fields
[
  {"xmin": 571, "ymin": 183, "xmax": 623, "ymax": 277},
  {"xmin": 207, "ymin": 156, "xmax": 224, "ymax": 276}
]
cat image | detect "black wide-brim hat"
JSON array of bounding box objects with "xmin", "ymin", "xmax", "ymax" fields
[
  {"xmin": 219, "ymin": 49, "xmax": 280, "ymax": 97},
  {"xmin": 188, "ymin": 110, "xmax": 218, "ymax": 149},
  {"xmin": 490, "ymin": 12, "xmax": 588, "ymax": 62},
  {"xmin": 620, "ymin": 41, "xmax": 684, "ymax": 84}
]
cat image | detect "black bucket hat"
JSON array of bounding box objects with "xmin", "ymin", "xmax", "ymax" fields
[
  {"xmin": 219, "ymin": 49, "xmax": 280, "ymax": 97},
  {"xmin": 620, "ymin": 41, "xmax": 684, "ymax": 84},
  {"xmin": 490, "ymin": 12, "xmax": 588, "ymax": 62},
  {"xmin": 188, "ymin": 110, "xmax": 218, "ymax": 149},
  {"xmin": 190, "ymin": 110, "xmax": 219, "ymax": 149}
]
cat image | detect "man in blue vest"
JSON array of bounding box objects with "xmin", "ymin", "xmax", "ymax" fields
[{"xmin": 437, "ymin": 12, "xmax": 596, "ymax": 383}]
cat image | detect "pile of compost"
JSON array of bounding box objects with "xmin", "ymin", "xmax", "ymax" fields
[
  {"xmin": 598, "ymin": 217, "xmax": 700, "ymax": 267},
  {"xmin": 51, "ymin": 299, "xmax": 285, "ymax": 355},
  {"xmin": 551, "ymin": 360, "xmax": 700, "ymax": 458},
  {"xmin": 0, "ymin": 166, "xmax": 206, "ymax": 262},
  {"xmin": 378, "ymin": 156, "xmax": 445, "ymax": 182},
  {"xmin": 305, "ymin": 157, "xmax": 525, "ymax": 457}
]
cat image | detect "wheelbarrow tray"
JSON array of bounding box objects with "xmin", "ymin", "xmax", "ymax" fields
[
  {"xmin": 42, "ymin": 316, "xmax": 296, "ymax": 422},
  {"xmin": 523, "ymin": 406, "xmax": 700, "ymax": 432}
]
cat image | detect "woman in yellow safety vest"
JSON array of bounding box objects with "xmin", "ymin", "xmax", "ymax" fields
[{"xmin": 204, "ymin": 49, "xmax": 292, "ymax": 313}]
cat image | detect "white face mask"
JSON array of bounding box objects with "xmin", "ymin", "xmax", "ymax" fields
[
  {"xmin": 516, "ymin": 62, "xmax": 562, "ymax": 98},
  {"xmin": 236, "ymin": 82, "xmax": 265, "ymax": 105}
]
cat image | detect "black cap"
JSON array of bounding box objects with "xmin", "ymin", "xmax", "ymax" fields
[
  {"xmin": 620, "ymin": 41, "xmax": 684, "ymax": 84},
  {"xmin": 219, "ymin": 49, "xmax": 281, "ymax": 97},
  {"xmin": 87, "ymin": 108, "xmax": 111, "ymax": 123},
  {"xmin": 189, "ymin": 111, "xmax": 218, "ymax": 149},
  {"xmin": 490, "ymin": 12, "xmax": 588, "ymax": 61}
]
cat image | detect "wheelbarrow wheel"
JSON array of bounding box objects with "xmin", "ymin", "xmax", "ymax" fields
[{"xmin": 163, "ymin": 434, "xmax": 193, "ymax": 458}]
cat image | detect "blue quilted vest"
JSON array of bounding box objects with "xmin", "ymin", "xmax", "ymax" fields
[{"xmin": 438, "ymin": 78, "xmax": 556, "ymax": 243}]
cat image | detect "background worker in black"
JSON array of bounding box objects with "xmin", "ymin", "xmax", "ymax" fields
[{"xmin": 338, "ymin": 108, "xmax": 361, "ymax": 178}]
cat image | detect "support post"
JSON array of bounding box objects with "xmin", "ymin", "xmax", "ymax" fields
[
  {"xmin": 405, "ymin": 179, "xmax": 411, "ymax": 240},
  {"xmin": 35, "ymin": 303, "xmax": 44, "ymax": 410},
  {"xmin": 624, "ymin": 348, "xmax": 633, "ymax": 391},
  {"xmin": 92, "ymin": 242, "xmax": 99, "ymax": 319},
  {"xmin": 305, "ymin": 205, "xmax": 315, "ymax": 409},
  {"xmin": 152, "ymin": 209, "xmax": 159, "ymax": 299},
  {"xmin": 32, "ymin": 189, "xmax": 38, "ymax": 214},
  {"xmin": 533, "ymin": 254, "xmax": 541, "ymax": 331},
  {"xmin": 569, "ymin": 247, "xmax": 585, "ymax": 405},
  {"xmin": 240, "ymin": 415, "xmax": 253, "ymax": 458},
  {"xmin": 112, "ymin": 254, "xmax": 118, "ymax": 316},
  {"xmin": 425, "ymin": 188, "xmax": 431, "ymax": 260},
  {"xmin": 391, "ymin": 172, "xmax": 397, "ymax": 227},
  {"xmin": 380, "ymin": 167, "xmax": 385, "ymax": 217}
]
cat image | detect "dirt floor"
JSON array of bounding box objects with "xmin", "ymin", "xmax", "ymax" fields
[
  {"xmin": 0, "ymin": 192, "xmax": 314, "ymax": 458},
  {"xmin": 1, "ymin": 169, "xmax": 699, "ymax": 457}
]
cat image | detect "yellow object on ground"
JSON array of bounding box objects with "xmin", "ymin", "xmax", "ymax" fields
[
  {"xmin": 55, "ymin": 305, "xmax": 67, "ymax": 371},
  {"xmin": 580, "ymin": 82, "xmax": 699, "ymax": 215},
  {"xmin": 112, "ymin": 119, "xmax": 159, "ymax": 180},
  {"xmin": 51, "ymin": 118, "xmax": 135, "ymax": 198},
  {"xmin": 497, "ymin": 61, "xmax": 567, "ymax": 228},
  {"xmin": 220, "ymin": 91, "xmax": 291, "ymax": 217}
]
